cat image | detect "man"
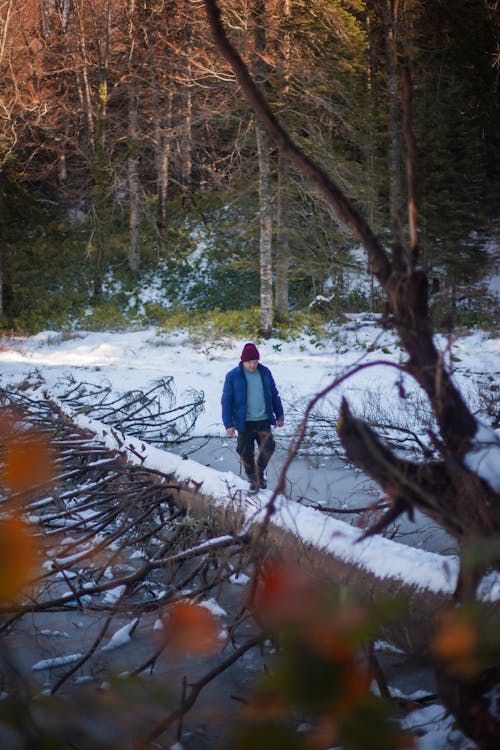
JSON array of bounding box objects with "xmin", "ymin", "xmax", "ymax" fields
[{"xmin": 221, "ymin": 342, "xmax": 284, "ymax": 491}]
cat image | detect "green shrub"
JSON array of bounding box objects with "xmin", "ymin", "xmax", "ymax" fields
[
  {"xmin": 453, "ymin": 304, "xmax": 500, "ymax": 331},
  {"xmin": 431, "ymin": 294, "xmax": 500, "ymax": 332},
  {"xmin": 273, "ymin": 310, "xmax": 327, "ymax": 342},
  {"xmin": 7, "ymin": 288, "xmax": 88, "ymax": 333},
  {"xmin": 156, "ymin": 307, "xmax": 261, "ymax": 342},
  {"xmin": 77, "ymin": 300, "xmax": 133, "ymax": 331},
  {"xmin": 147, "ymin": 307, "xmax": 328, "ymax": 347}
]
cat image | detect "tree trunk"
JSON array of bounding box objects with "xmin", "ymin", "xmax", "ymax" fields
[
  {"xmin": 253, "ymin": 0, "xmax": 273, "ymax": 336},
  {"xmin": 256, "ymin": 121, "xmax": 274, "ymax": 337},
  {"xmin": 75, "ymin": 2, "xmax": 95, "ymax": 151},
  {"xmin": 401, "ymin": 61, "xmax": 419, "ymax": 261},
  {"xmin": 126, "ymin": 0, "xmax": 140, "ymax": 274},
  {"xmin": 182, "ymin": 23, "xmax": 193, "ymax": 197},
  {"xmin": 74, "ymin": 0, "xmax": 112, "ymax": 298},
  {"xmin": 128, "ymin": 80, "xmax": 141, "ymax": 275},
  {"xmin": 0, "ymin": 249, "xmax": 3, "ymax": 320},
  {"xmin": 157, "ymin": 93, "xmax": 173, "ymax": 249},
  {"xmin": 366, "ymin": 15, "xmax": 377, "ymax": 311},
  {"xmin": 384, "ymin": 0, "xmax": 403, "ymax": 247},
  {"xmin": 0, "ymin": 3, "xmax": 14, "ymax": 326},
  {"xmin": 275, "ymin": 0, "xmax": 291, "ymax": 317},
  {"xmin": 148, "ymin": 10, "xmax": 173, "ymax": 251},
  {"xmin": 275, "ymin": 151, "xmax": 289, "ymax": 316}
]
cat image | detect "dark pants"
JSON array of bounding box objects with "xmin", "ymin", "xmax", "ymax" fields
[{"xmin": 236, "ymin": 420, "xmax": 275, "ymax": 479}]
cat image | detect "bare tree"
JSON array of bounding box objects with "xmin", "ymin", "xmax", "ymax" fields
[
  {"xmin": 256, "ymin": 121, "xmax": 274, "ymax": 335},
  {"xmin": 126, "ymin": 0, "xmax": 141, "ymax": 274},
  {"xmin": 382, "ymin": 0, "xmax": 403, "ymax": 244},
  {"xmin": 253, "ymin": 0, "xmax": 274, "ymax": 336},
  {"xmin": 203, "ymin": 1, "xmax": 499, "ymax": 746},
  {"xmin": 274, "ymin": 0, "xmax": 291, "ymax": 317},
  {"xmin": 275, "ymin": 149, "xmax": 289, "ymax": 315}
]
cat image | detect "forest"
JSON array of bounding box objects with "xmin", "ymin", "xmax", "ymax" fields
[{"xmin": 0, "ymin": 0, "xmax": 498, "ymax": 334}]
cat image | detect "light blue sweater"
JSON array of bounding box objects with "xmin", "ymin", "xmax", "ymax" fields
[{"xmin": 243, "ymin": 368, "xmax": 267, "ymax": 421}]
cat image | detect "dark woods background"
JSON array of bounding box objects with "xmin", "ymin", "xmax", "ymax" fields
[{"xmin": 0, "ymin": 0, "xmax": 498, "ymax": 332}]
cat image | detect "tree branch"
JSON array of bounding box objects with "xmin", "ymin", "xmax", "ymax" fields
[
  {"xmin": 203, "ymin": 0, "xmax": 480, "ymax": 459},
  {"xmin": 203, "ymin": 0, "xmax": 391, "ymax": 284},
  {"xmin": 337, "ymin": 398, "xmax": 466, "ymax": 540}
]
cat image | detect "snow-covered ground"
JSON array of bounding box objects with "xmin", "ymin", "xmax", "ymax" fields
[
  {"xmin": 1, "ymin": 319, "xmax": 499, "ymax": 749},
  {"xmin": 1, "ymin": 319, "xmax": 498, "ymax": 599},
  {"xmin": 1, "ymin": 318, "xmax": 498, "ymax": 440}
]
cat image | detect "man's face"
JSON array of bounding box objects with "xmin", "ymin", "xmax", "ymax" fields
[{"xmin": 243, "ymin": 359, "xmax": 259, "ymax": 372}]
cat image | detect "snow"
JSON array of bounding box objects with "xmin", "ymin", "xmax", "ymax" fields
[
  {"xmin": 1, "ymin": 324, "xmax": 499, "ymax": 608},
  {"xmin": 464, "ymin": 420, "xmax": 500, "ymax": 492},
  {"xmin": 38, "ymin": 384, "xmax": 498, "ymax": 602},
  {"xmin": 32, "ymin": 653, "xmax": 83, "ymax": 671},
  {"xmin": 197, "ymin": 597, "xmax": 228, "ymax": 617},
  {"xmin": 38, "ymin": 630, "xmax": 70, "ymax": 639},
  {"xmin": 101, "ymin": 618, "xmax": 139, "ymax": 652},
  {"xmin": 229, "ymin": 571, "xmax": 250, "ymax": 585},
  {"xmin": 402, "ymin": 705, "xmax": 472, "ymax": 750},
  {"xmin": 102, "ymin": 585, "xmax": 126, "ymax": 604},
  {"xmin": 488, "ymin": 274, "xmax": 500, "ymax": 299}
]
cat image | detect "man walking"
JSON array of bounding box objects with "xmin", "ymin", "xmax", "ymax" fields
[{"xmin": 221, "ymin": 342, "xmax": 284, "ymax": 491}]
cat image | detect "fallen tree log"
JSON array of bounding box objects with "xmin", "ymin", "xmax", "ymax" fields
[
  {"xmin": 47, "ymin": 389, "xmax": 498, "ymax": 659},
  {"xmin": 2, "ymin": 385, "xmax": 498, "ymax": 747}
]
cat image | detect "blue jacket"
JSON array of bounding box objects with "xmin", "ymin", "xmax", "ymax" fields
[{"xmin": 221, "ymin": 362, "xmax": 284, "ymax": 433}]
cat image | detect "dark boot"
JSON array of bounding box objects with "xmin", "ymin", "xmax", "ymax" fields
[{"xmin": 247, "ymin": 474, "xmax": 258, "ymax": 492}]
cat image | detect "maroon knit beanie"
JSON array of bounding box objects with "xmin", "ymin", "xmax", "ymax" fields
[{"xmin": 241, "ymin": 342, "xmax": 260, "ymax": 362}]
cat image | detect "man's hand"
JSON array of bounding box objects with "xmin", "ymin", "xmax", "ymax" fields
[
  {"xmin": 276, "ymin": 417, "xmax": 284, "ymax": 427},
  {"xmin": 226, "ymin": 427, "xmax": 235, "ymax": 437}
]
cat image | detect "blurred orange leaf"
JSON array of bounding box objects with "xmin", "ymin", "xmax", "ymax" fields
[
  {"xmin": 242, "ymin": 691, "xmax": 286, "ymax": 720},
  {"xmin": 166, "ymin": 601, "xmax": 219, "ymax": 655},
  {"xmin": 305, "ymin": 620, "xmax": 355, "ymax": 664},
  {"xmin": 3, "ymin": 435, "xmax": 54, "ymax": 494},
  {"xmin": 303, "ymin": 715, "xmax": 338, "ymax": 750},
  {"xmin": 432, "ymin": 607, "xmax": 477, "ymax": 677},
  {"xmin": 0, "ymin": 515, "xmax": 38, "ymax": 601},
  {"xmin": 396, "ymin": 731, "xmax": 417, "ymax": 749},
  {"xmin": 304, "ymin": 605, "xmax": 368, "ymax": 667},
  {"xmin": 332, "ymin": 666, "xmax": 371, "ymax": 717},
  {"xmin": 255, "ymin": 561, "xmax": 316, "ymax": 625}
]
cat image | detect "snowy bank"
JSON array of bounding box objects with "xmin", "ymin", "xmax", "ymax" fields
[{"xmin": 45, "ymin": 389, "xmax": 500, "ymax": 605}]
